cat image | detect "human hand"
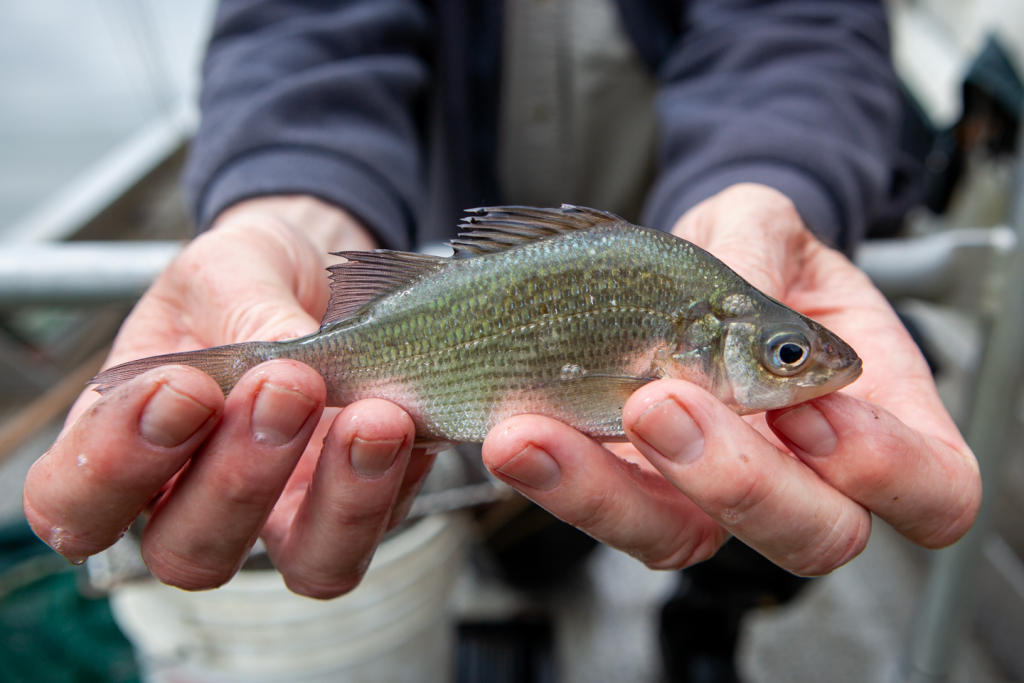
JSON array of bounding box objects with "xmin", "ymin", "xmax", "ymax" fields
[
  {"xmin": 23, "ymin": 196, "xmax": 435, "ymax": 598},
  {"xmin": 482, "ymin": 184, "xmax": 981, "ymax": 575}
]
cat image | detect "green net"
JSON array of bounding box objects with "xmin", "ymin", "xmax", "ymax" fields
[{"xmin": 0, "ymin": 519, "xmax": 140, "ymax": 683}]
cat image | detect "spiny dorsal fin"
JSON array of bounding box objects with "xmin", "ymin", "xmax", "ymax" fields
[
  {"xmin": 322, "ymin": 250, "xmax": 449, "ymax": 327},
  {"xmin": 450, "ymin": 204, "xmax": 628, "ymax": 258}
]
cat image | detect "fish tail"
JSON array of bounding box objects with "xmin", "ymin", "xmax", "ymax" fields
[{"xmin": 90, "ymin": 342, "xmax": 275, "ymax": 396}]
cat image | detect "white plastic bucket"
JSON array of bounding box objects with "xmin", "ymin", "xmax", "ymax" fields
[{"xmin": 110, "ymin": 513, "xmax": 469, "ymax": 683}]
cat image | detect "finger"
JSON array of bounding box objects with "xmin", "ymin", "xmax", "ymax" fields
[
  {"xmin": 768, "ymin": 393, "xmax": 981, "ymax": 548},
  {"xmin": 482, "ymin": 416, "xmax": 729, "ymax": 570},
  {"xmin": 387, "ymin": 449, "xmax": 438, "ymax": 531},
  {"xmin": 22, "ymin": 367, "xmax": 223, "ymax": 563},
  {"xmin": 623, "ymin": 380, "xmax": 873, "ymax": 576},
  {"xmin": 55, "ymin": 387, "xmax": 103, "ymax": 444},
  {"xmin": 169, "ymin": 221, "xmax": 329, "ymax": 344},
  {"xmin": 140, "ymin": 360, "xmax": 324, "ymax": 589},
  {"xmin": 268, "ymin": 399, "xmax": 416, "ymax": 599},
  {"xmin": 106, "ymin": 220, "xmax": 328, "ymax": 375}
]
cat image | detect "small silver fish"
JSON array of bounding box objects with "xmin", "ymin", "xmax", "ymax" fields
[{"xmin": 92, "ymin": 205, "xmax": 862, "ymax": 446}]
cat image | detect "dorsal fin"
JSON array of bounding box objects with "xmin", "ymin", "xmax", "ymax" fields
[
  {"xmin": 450, "ymin": 204, "xmax": 627, "ymax": 258},
  {"xmin": 322, "ymin": 250, "xmax": 449, "ymax": 327}
]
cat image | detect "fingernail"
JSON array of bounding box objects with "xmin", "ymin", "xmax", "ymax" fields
[
  {"xmin": 350, "ymin": 438, "xmax": 404, "ymax": 478},
  {"xmin": 251, "ymin": 383, "xmax": 316, "ymax": 447},
  {"xmin": 496, "ymin": 445, "xmax": 561, "ymax": 490},
  {"xmin": 633, "ymin": 399, "xmax": 705, "ymax": 464},
  {"xmin": 140, "ymin": 384, "xmax": 214, "ymax": 447},
  {"xmin": 772, "ymin": 404, "xmax": 837, "ymax": 456}
]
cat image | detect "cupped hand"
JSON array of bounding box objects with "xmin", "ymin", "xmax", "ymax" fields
[
  {"xmin": 482, "ymin": 184, "xmax": 982, "ymax": 575},
  {"xmin": 23, "ymin": 196, "xmax": 434, "ymax": 598}
]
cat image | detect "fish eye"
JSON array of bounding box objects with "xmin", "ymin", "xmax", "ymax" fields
[
  {"xmin": 778, "ymin": 343, "xmax": 804, "ymax": 364},
  {"xmin": 763, "ymin": 331, "xmax": 811, "ymax": 376}
]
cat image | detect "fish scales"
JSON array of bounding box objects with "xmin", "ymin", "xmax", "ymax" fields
[
  {"xmin": 91, "ymin": 205, "xmax": 862, "ymax": 446},
  {"xmin": 290, "ymin": 224, "xmax": 701, "ymax": 441}
]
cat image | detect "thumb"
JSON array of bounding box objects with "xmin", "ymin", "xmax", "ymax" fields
[
  {"xmin": 669, "ymin": 183, "xmax": 813, "ymax": 300},
  {"xmin": 166, "ymin": 219, "xmax": 328, "ymax": 346}
]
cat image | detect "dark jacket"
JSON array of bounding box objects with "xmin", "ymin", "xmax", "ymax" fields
[{"xmin": 183, "ymin": 0, "xmax": 904, "ymax": 252}]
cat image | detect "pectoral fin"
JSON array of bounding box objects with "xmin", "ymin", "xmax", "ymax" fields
[{"xmin": 529, "ymin": 374, "xmax": 656, "ymax": 438}]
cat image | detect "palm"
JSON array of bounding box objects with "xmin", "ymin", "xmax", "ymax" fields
[
  {"xmin": 30, "ymin": 204, "xmax": 431, "ymax": 598},
  {"xmin": 115, "ymin": 224, "xmax": 328, "ymax": 359},
  {"xmin": 481, "ymin": 184, "xmax": 979, "ymax": 575},
  {"xmin": 61, "ymin": 221, "xmax": 329, "ymax": 437},
  {"xmin": 780, "ymin": 242, "xmax": 952, "ymax": 440},
  {"xmin": 673, "ymin": 184, "xmax": 957, "ymax": 446}
]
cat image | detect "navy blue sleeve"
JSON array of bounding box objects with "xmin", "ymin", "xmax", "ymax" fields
[
  {"xmin": 182, "ymin": 0, "xmax": 431, "ymax": 250},
  {"xmin": 641, "ymin": 0, "xmax": 902, "ymax": 251}
]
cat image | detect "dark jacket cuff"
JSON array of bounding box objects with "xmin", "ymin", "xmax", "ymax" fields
[
  {"xmin": 196, "ymin": 148, "xmax": 414, "ymax": 251},
  {"xmin": 643, "ymin": 164, "xmax": 842, "ymax": 249}
]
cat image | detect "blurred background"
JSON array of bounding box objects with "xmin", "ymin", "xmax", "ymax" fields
[{"xmin": 0, "ymin": 1, "xmax": 1023, "ymax": 682}]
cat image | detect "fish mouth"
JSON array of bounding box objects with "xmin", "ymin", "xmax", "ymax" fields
[
  {"xmin": 822, "ymin": 356, "xmax": 863, "ymax": 394},
  {"xmin": 784, "ymin": 357, "xmax": 861, "ymax": 409}
]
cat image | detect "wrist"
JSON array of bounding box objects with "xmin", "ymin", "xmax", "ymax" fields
[
  {"xmin": 172, "ymin": 196, "xmax": 370, "ymax": 323},
  {"xmin": 670, "ymin": 184, "xmax": 807, "ymax": 243},
  {"xmin": 212, "ymin": 196, "xmax": 378, "ymax": 257}
]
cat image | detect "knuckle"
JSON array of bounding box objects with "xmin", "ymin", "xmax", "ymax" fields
[
  {"xmin": 643, "ymin": 524, "xmax": 729, "ymax": 571},
  {"xmin": 916, "ymin": 475, "xmax": 982, "ymax": 549},
  {"xmin": 230, "ymin": 303, "xmax": 274, "ymax": 343},
  {"xmin": 788, "ymin": 509, "xmax": 871, "ymax": 576},
  {"xmin": 324, "ymin": 496, "xmax": 394, "ymax": 530},
  {"xmin": 143, "ymin": 546, "xmax": 236, "ymax": 591},
  {"xmin": 210, "ymin": 468, "xmax": 282, "ymax": 510},
  {"xmin": 272, "ymin": 531, "xmax": 377, "ymax": 599},
  {"xmin": 845, "ymin": 436, "xmax": 904, "ymax": 493},
  {"xmin": 708, "ymin": 469, "xmax": 775, "ymax": 528},
  {"xmin": 283, "ymin": 571, "xmax": 364, "ymax": 600},
  {"xmin": 565, "ymin": 486, "xmax": 620, "ymax": 535}
]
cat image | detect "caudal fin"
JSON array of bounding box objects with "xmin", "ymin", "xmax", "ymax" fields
[{"xmin": 89, "ymin": 342, "xmax": 271, "ymax": 396}]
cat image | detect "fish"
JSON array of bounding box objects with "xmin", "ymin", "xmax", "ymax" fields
[{"xmin": 91, "ymin": 205, "xmax": 862, "ymax": 446}]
